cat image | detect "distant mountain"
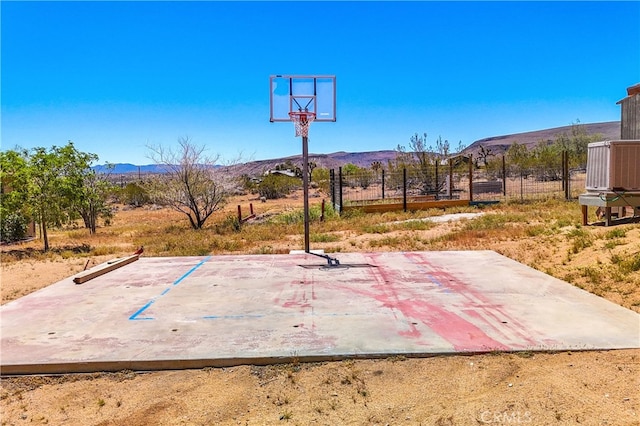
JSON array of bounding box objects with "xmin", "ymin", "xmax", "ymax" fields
[
  {"xmin": 93, "ymin": 163, "xmax": 222, "ymax": 174},
  {"xmin": 463, "ymin": 121, "xmax": 620, "ymax": 157},
  {"xmin": 93, "ymin": 163, "xmax": 168, "ymax": 174},
  {"xmin": 223, "ymin": 150, "xmax": 399, "ymax": 177},
  {"xmin": 97, "ymin": 121, "xmax": 620, "ymax": 176}
]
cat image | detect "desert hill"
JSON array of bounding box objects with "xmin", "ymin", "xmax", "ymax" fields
[
  {"xmin": 463, "ymin": 120, "xmax": 620, "ymax": 157},
  {"xmin": 223, "ymin": 150, "xmax": 400, "ymax": 177},
  {"xmin": 100, "ymin": 121, "xmax": 620, "ymax": 176}
]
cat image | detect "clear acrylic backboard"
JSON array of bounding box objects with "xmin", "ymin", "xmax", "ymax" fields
[{"xmin": 270, "ymin": 75, "xmax": 336, "ymax": 122}]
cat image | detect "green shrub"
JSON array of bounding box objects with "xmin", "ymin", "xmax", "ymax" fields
[
  {"xmin": 0, "ymin": 211, "xmax": 29, "ymax": 243},
  {"xmin": 362, "ymin": 224, "xmax": 390, "ymax": 234},
  {"xmin": 612, "ymin": 252, "xmax": 640, "ymax": 274},
  {"xmin": 116, "ymin": 183, "xmax": 151, "ymax": 206},
  {"xmin": 216, "ymin": 214, "xmax": 241, "ymax": 234},
  {"xmin": 570, "ymin": 235, "xmax": 593, "ymax": 254},
  {"xmin": 567, "ymin": 227, "xmax": 593, "ymax": 254},
  {"xmin": 258, "ymin": 174, "xmax": 300, "ymax": 199},
  {"xmin": 462, "ymin": 213, "xmax": 526, "ymax": 231},
  {"xmin": 310, "ymin": 233, "xmax": 340, "ymax": 243},
  {"xmin": 370, "ymin": 236, "xmax": 401, "ymax": 247},
  {"xmin": 271, "ymin": 203, "xmax": 333, "ymax": 225},
  {"xmin": 340, "ymin": 208, "xmax": 365, "ymax": 219},
  {"xmin": 394, "ymin": 220, "xmax": 436, "ymax": 231},
  {"xmin": 579, "ymin": 266, "xmax": 602, "ymax": 284},
  {"xmin": 605, "ymin": 228, "xmax": 626, "ymax": 239},
  {"xmin": 312, "ymin": 167, "xmax": 330, "ymax": 193}
]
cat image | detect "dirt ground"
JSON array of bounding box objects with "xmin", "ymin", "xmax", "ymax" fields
[
  {"xmin": 1, "ymin": 350, "xmax": 638, "ymax": 425},
  {"xmin": 1, "ymin": 196, "xmax": 639, "ymax": 425}
]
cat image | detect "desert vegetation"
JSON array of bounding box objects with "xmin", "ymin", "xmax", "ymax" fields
[
  {"xmin": 2, "ymin": 192, "xmax": 639, "ymax": 425},
  {"xmin": 0, "ymin": 142, "xmax": 114, "ymax": 249},
  {"xmin": 2, "ymin": 124, "xmax": 638, "ymax": 425},
  {"xmin": 1, "ymin": 125, "xmax": 638, "ymax": 309},
  {"xmin": 2, "ymin": 192, "xmax": 639, "ymax": 313},
  {"xmin": 1, "ymin": 123, "xmax": 602, "ymax": 247}
]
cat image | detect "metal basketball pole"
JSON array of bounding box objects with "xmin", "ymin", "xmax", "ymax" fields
[
  {"xmin": 302, "ymin": 135, "xmax": 310, "ymax": 253},
  {"xmin": 300, "ymin": 127, "xmax": 338, "ymax": 266}
]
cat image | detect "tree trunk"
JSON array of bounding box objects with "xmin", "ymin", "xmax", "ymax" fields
[
  {"xmin": 81, "ymin": 211, "xmax": 91, "ymax": 229},
  {"xmin": 41, "ymin": 208, "xmax": 49, "ymax": 251},
  {"xmin": 89, "ymin": 205, "xmax": 97, "ymax": 234},
  {"xmin": 187, "ymin": 214, "xmax": 198, "ymax": 230}
]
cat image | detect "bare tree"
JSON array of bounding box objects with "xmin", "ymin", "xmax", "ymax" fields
[
  {"xmin": 409, "ymin": 132, "xmax": 431, "ymax": 175},
  {"xmin": 476, "ymin": 144, "xmax": 494, "ymax": 167},
  {"xmin": 145, "ymin": 137, "xmax": 229, "ymax": 230},
  {"xmin": 405, "ymin": 133, "xmax": 450, "ymax": 195},
  {"xmin": 371, "ymin": 161, "xmax": 382, "ymax": 177}
]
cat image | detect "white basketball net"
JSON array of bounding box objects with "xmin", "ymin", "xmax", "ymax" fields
[{"xmin": 289, "ymin": 111, "xmax": 316, "ymax": 138}]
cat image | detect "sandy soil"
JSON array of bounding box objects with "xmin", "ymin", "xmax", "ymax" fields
[
  {"xmin": 1, "ymin": 351, "xmax": 638, "ymax": 425},
  {"xmin": 1, "ymin": 196, "xmax": 639, "ymax": 425}
]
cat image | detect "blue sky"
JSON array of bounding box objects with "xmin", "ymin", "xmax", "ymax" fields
[{"xmin": 2, "ymin": 1, "xmax": 639, "ymax": 166}]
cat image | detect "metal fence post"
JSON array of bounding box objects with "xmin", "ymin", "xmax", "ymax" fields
[
  {"xmin": 330, "ymin": 169, "xmax": 335, "ymax": 209},
  {"xmin": 468, "ymin": 155, "xmax": 474, "ymax": 202},
  {"xmin": 435, "ymin": 161, "xmax": 439, "ymax": 200},
  {"xmin": 382, "ymin": 169, "xmax": 385, "ymax": 200},
  {"xmin": 403, "ymin": 168, "xmax": 407, "ymax": 212},
  {"xmin": 563, "ymin": 151, "xmax": 570, "ymax": 200},
  {"xmin": 338, "ymin": 166, "xmax": 343, "ymax": 215},
  {"xmin": 448, "ymin": 158, "xmax": 454, "ymax": 199},
  {"xmin": 502, "ymin": 155, "xmax": 507, "ymax": 197}
]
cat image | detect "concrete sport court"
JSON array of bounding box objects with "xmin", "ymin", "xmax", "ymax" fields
[{"xmin": 1, "ymin": 250, "xmax": 639, "ymax": 375}]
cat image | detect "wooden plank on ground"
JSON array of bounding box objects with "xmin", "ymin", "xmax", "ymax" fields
[
  {"xmin": 408, "ymin": 199, "xmax": 470, "ymax": 210},
  {"xmin": 342, "ymin": 199, "xmax": 469, "ymax": 214},
  {"xmin": 73, "ymin": 254, "xmax": 139, "ymax": 284},
  {"xmin": 348, "ymin": 195, "xmax": 436, "ymax": 206}
]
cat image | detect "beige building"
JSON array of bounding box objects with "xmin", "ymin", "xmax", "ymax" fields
[{"xmin": 617, "ymin": 83, "xmax": 640, "ymax": 139}]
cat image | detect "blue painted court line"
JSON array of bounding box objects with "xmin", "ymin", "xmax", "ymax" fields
[
  {"xmin": 129, "ymin": 300, "xmax": 156, "ymax": 321},
  {"xmin": 404, "ymin": 254, "xmax": 451, "ymax": 293},
  {"xmin": 129, "ymin": 256, "xmax": 212, "ymax": 321},
  {"xmin": 203, "ymin": 314, "xmax": 266, "ymax": 320},
  {"xmin": 202, "ymin": 312, "xmax": 367, "ymax": 320}
]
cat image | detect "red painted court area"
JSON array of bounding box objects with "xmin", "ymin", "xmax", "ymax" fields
[{"xmin": 1, "ymin": 251, "xmax": 638, "ymax": 375}]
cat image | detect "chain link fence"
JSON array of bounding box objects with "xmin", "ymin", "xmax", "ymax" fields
[{"xmin": 331, "ymin": 153, "xmax": 585, "ymax": 213}]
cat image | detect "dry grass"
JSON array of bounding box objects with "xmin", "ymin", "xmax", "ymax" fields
[{"xmin": 2, "ymin": 193, "xmax": 639, "ymax": 313}]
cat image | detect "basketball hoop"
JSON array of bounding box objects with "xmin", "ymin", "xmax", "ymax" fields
[
  {"xmin": 289, "ymin": 111, "xmax": 316, "ymax": 138},
  {"xmin": 270, "ymin": 75, "xmax": 339, "ymax": 265}
]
